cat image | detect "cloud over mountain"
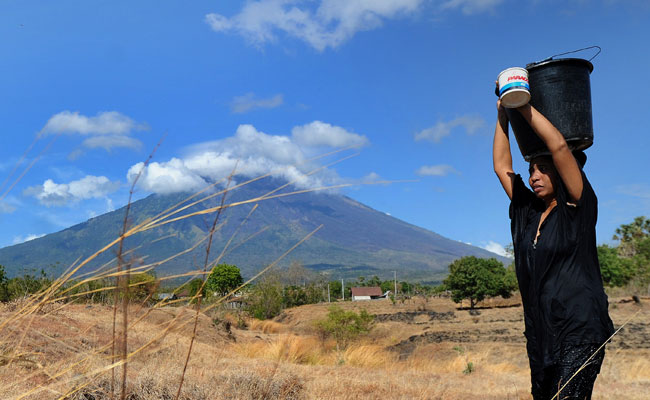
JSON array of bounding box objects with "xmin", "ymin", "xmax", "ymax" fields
[
  {"xmin": 128, "ymin": 121, "xmax": 369, "ymax": 194},
  {"xmin": 24, "ymin": 176, "xmax": 121, "ymax": 207}
]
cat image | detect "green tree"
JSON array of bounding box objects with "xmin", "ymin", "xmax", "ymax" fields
[
  {"xmin": 315, "ymin": 305, "xmax": 374, "ymax": 350},
  {"xmin": 206, "ymin": 264, "xmax": 243, "ymax": 296},
  {"xmin": 609, "ymin": 217, "xmax": 650, "ymax": 289},
  {"xmin": 0, "ymin": 265, "xmax": 9, "ymax": 302},
  {"xmin": 630, "ymin": 236, "xmax": 650, "ymax": 287},
  {"xmin": 246, "ymin": 274, "xmax": 283, "ymax": 320},
  {"xmin": 128, "ymin": 272, "xmax": 157, "ymax": 302},
  {"xmin": 6, "ymin": 271, "xmax": 51, "ymax": 300},
  {"xmin": 328, "ymin": 280, "xmax": 342, "ymax": 300},
  {"xmin": 598, "ymin": 244, "xmax": 635, "ymax": 287},
  {"xmin": 327, "ymin": 280, "xmax": 351, "ymax": 300},
  {"xmin": 504, "ymin": 262, "xmax": 518, "ymax": 291},
  {"xmin": 443, "ymin": 256, "xmax": 515, "ymax": 309},
  {"xmin": 283, "ymin": 284, "xmax": 323, "ymax": 308},
  {"xmin": 63, "ymin": 278, "xmax": 110, "ymax": 303},
  {"xmin": 614, "ymin": 216, "xmax": 650, "ymax": 257},
  {"xmin": 186, "ymin": 278, "xmax": 206, "ymax": 298},
  {"xmin": 366, "ymin": 275, "xmax": 382, "ymax": 287},
  {"xmin": 380, "ymin": 280, "xmax": 393, "ymax": 294}
]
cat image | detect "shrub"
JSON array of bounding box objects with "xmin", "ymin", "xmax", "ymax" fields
[
  {"xmin": 315, "ymin": 305, "xmax": 374, "ymax": 350},
  {"xmin": 282, "ymin": 284, "xmax": 323, "ymax": 308},
  {"xmin": 127, "ymin": 272, "xmax": 158, "ymax": 303},
  {"xmin": 246, "ymin": 275, "xmax": 283, "ymax": 320}
]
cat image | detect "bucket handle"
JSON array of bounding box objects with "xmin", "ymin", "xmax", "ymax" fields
[
  {"xmin": 550, "ymin": 46, "xmax": 601, "ymax": 61},
  {"xmin": 527, "ymin": 46, "xmax": 601, "ymax": 68}
]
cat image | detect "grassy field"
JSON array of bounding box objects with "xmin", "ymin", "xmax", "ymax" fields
[{"xmin": 0, "ymin": 294, "xmax": 648, "ymax": 399}]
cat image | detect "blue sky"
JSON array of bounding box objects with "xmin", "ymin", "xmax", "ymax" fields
[{"xmin": 1, "ymin": 0, "xmax": 649, "ymax": 258}]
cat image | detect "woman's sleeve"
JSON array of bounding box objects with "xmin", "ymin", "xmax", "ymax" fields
[
  {"xmin": 509, "ymin": 174, "xmax": 535, "ymax": 242},
  {"xmin": 556, "ymin": 171, "xmax": 597, "ymax": 236}
]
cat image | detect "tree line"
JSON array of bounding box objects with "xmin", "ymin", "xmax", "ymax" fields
[
  {"xmin": 442, "ymin": 215, "xmax": 650, "ymax": 309},
  {"xmin": 597, "ymin": 216, "xmax": 650, "ymax": 289},
  {"xmin": 2, "ymin": 216, "xmax": 646, "ymax": 315}
]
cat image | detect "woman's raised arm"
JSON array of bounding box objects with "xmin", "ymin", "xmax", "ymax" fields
[
  {"xmin": 493, "ymin": 100, "xmax": 516, "ymax": 200},
  {"xmin": 516, "ymin": 104, "xmax": 583, "ymax": 202}
]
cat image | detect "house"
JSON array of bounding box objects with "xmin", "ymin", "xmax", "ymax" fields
[
  {"xmin": 350, "ymin": 286, "xmax": 384, "ymax": 301},
  {"xmin": 156, "ymin": 293, "xmax": 178, "ymax": 301}
]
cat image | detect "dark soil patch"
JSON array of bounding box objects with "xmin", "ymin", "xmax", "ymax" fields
[
  {"xmin": 610, "ymin": 322, "xmax": 650, "ymax": 349},
  {"xmin": 390, "ymin": 329, "xmax": 524, "ymax": 360},
  {"xmin": 373, "ymin": 311, "xmax": 456, "ymax": 324}
]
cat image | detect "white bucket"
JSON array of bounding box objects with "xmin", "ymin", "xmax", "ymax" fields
[{"xmin": 497, "ymin": 67, "xmax": 530, "ymax": 108}]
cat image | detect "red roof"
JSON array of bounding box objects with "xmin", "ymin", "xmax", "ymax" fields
[{"xmin": 350, "ymin": 287, "xmax": 383, "ymax": 297}]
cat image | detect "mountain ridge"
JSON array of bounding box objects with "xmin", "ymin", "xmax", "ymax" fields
[{"xmin": 0, "ymin": 177, "xmax": 509, "ymax": 282}]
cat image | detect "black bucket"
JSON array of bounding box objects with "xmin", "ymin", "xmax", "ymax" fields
[{"xmin": 505, "ymin": 58, "xmax": 594, "ymax": 160}]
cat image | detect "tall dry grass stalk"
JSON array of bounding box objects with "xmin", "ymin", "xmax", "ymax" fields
[
  {"xmin": 174, "ymin": 167, "xmax": 234, "ymax": 400},
  {"xmin": 1, "ymin": 143, "xmax": 382, "ymax": 399}
]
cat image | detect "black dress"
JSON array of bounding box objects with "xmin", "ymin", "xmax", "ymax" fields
[{"xmin": 510, "ymin": 171, "xmax": 614, "ymax": 398}]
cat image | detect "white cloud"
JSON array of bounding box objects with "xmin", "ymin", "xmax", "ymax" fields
[
  {"xmin": 129, "ymin": 121, "xmax": 364, "ymax": 195},
  {"xmin": 292, "ymin": 121, "xmax": 369, "ymax": 148},
  {"xmin": 363, "ymin": 172, "xmax": 381, "ymax": 182},
  {"xmin": 127, "ymin": 158, "xmax": 209, "ymax": 195},
  {"xmin": 615, "ymin": 184, "xmax": 650, "ymax": 199},
  {"xmin": 416, "ymin": 164, "xmax": 459, "ymax": 176},
  {"xmin": 40, "ymin": 111, "xmax": 147, "ymax": 136},
  {"xmin": 231, "ymin": 93, "xmax": 284, "ymax": 113},
  {"xmin": 12, "ymin": 233, "xmax": 46, "ymax": 245},
  {"xmin": 0, "ymin": 201, "xmax": 16, "ymax": 213},
  {"xmin": 39, "ymin": 111, "xmax": 148, "ymax": 154},
  {"xmin": 206, "ymin": 0, "xmax": 424, "ymax": 51},
  {"xmin": 481, "ymin": 241, "xmax": 512, "ymax": 258},
  {"xmin": 440, "ymin": 0, "xmax": 504, "ymax": 15},
  {"xmin": 24, "ymin": 175, "xmax": 121, "ymax": 206},
  {"xmin": 81, "ymin": 135, "xmax": 143, "ymax": 151},
  {"xmin": 415, "ymin": 115, "xmax": 485, "ymax": 143}
]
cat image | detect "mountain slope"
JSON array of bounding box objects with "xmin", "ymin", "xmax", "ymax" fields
[{"xmin": 0, "ymin": 177, "xmax": 509, "ymax": 281}]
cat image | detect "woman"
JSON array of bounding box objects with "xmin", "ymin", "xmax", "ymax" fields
[{"xmin": 493, "ymin": 100, "xmax": 614, "ymax": 400}]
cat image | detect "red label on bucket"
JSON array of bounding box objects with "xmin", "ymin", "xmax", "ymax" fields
[{"xmin": 507, "ymin": 75, "xmax": 528, "ymax": 82}]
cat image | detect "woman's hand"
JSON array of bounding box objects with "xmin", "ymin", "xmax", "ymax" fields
[{"xmin": 497, "ymin": 98, "xmax": 508, "ymax": 123}]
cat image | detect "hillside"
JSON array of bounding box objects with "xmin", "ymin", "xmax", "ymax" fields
[{"xmin": 0, "ymin": 177, "xmax": 509, "ymax": 281}]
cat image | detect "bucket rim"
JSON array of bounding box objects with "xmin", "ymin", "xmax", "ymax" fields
[
  {"xmin": 497, "ymin": 66, "xmax": 528, "ymax": 79},
  {"xmin": 526, "ymin": 57, "xmax": 594, "ymax": 73}
]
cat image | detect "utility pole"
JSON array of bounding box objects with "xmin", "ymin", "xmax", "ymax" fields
[
  {"xmin": 341, "ymin": 278, "xmax": 344, "ymax": 301},
  {"xmin": 394, "ymin": 271, "xmax": 397, "ymax": 298},
  {"xmin": 327, "ymin": 283, "xmax": 331, "ymax": 303}
]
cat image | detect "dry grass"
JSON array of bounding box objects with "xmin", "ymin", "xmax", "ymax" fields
[
  {"xmin": 248, "ymin": 319, "xmax": 286, "ymax": 334},
  {"xmin": 1, "ymin": 295, "xmax": 649, "ymax": 399}
]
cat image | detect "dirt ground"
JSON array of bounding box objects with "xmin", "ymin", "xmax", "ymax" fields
[{"xmin": 0, "ymin": 295, "xmax": 648, "ymax": 399}]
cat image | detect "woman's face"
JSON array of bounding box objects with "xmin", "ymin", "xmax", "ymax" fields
[{"xmin": 528, "ymin": 157, "xmax": 557, "ymax": 201}]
